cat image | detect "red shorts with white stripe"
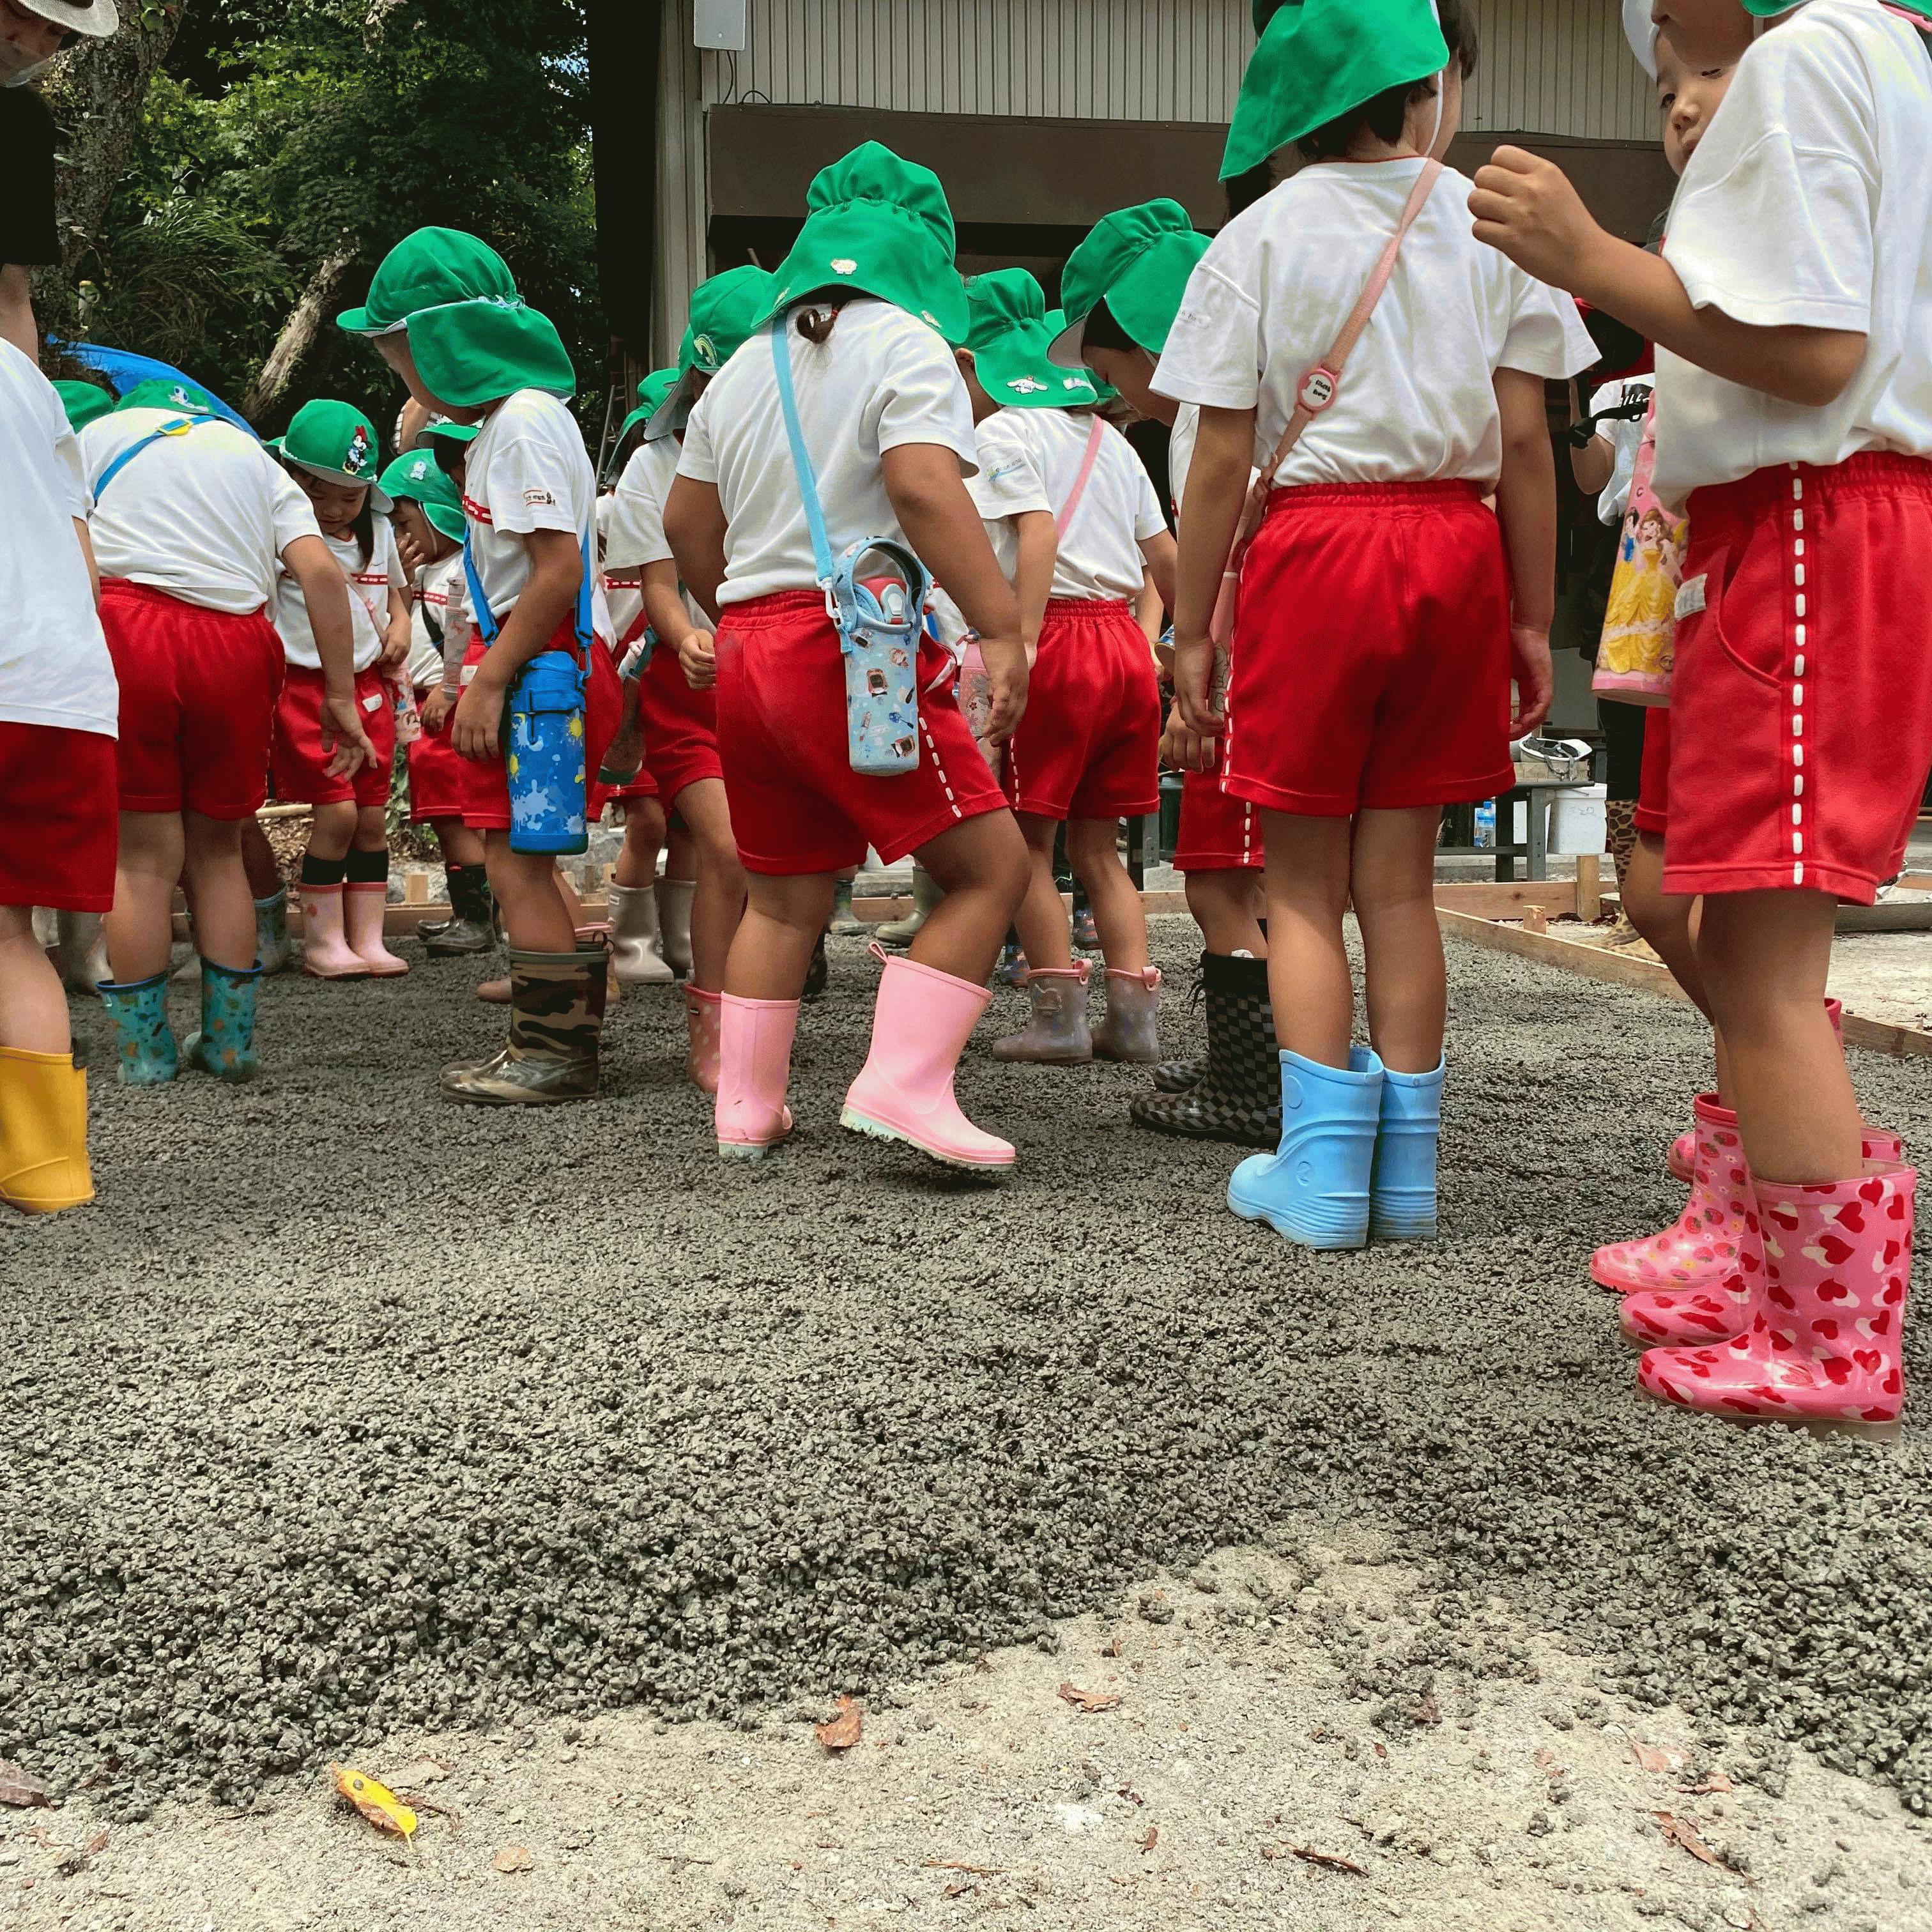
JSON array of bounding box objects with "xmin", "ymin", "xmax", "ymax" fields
[
  {"xmin": 1175, "ymin": 767, "xmax": 1264, "ymax": 872},
  {"xmin": 0, "ymin": 723, "xmax": 117, "ymax": 911},
  {"xmin": 1004, "ymin": 597, "xmax": 1161, "ymax": 822},
  {"xmin": 640, "ymin": 635, "xmax": 723, "ymax": 806},
  {"xmin": 271, "ymin": 663, "xmax": 397, "ymax": 809},
  {"xmin": 1634, "ymin": 706, "xmax": 1669, "ymax": 837},
  {"xmin": 714, "ymin": 590, "xmax": 1006, "ymax": 876},
  {"xmin": 1223, "ymin": 483, "xmax": 1515, "ymax": 816},
  {"xmin": 102, "ymin": 581, "xmax": 284, "ymax": 820},
  {"xmin": 406, "ymin": 696, "xmax": 470, "ymax": 823},
  {"xmin": 1663, "ymin": 455, "xmax": 1932, "ymax": 905}
]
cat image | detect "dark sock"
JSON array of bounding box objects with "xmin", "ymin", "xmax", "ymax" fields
[
  {"xmin": 346, "ymin": 847, "xmax": 390, "ymax": 886},
  {"xmin": 301, "ymin": 854, "xmax": 348, "ymax": 888}
]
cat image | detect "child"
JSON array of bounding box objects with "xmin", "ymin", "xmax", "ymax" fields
[
  {"xmin": 663, "ymin": 141, "xmax": 1033, "ymax": 1169},
  {"xmin": 81, "ymin": 386, "xmax": 373, "ymax": 1084},
  {"xmin": 0, "ymin": 338, "xmax": 113, "ymax": 1211},
  {"xmin": 1474, "ymin": 0, "xmax": 1931, "ymax": 1425},
  {"xmin": 269, "ymin": 399, "xmax": 413, "ymax": 979},
  {"xmin": 1051, "ymin": 198, "xmax": 1281, "ymax": 1148},
  {"xmin": 342, "ymin": 229, "xmax": 622, "ymax": 1104},
  {"xmin": 953, "ymin": 268, "xmax": 1175, "ymax": 1068},
  {"xmin": 1158, "ymin": 0, "xmax": 1593, "ymax": 1250}
]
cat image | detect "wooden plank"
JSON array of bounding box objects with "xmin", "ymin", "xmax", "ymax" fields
[
  {"xmin": 1575, "ymin": 854, "xmax": 1602, "ymax": 923},
  {"xmin": 1434, "ymin": 880, "xmax": 1579, "ymax": 918},
  {"xmin": 1834, "ymin": 901, "xmax": 1932, "ymax": 933}
]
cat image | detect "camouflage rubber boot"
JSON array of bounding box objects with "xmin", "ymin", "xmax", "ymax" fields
[
  {"xmin": 183, "ymin": 958, "xmax": 264, "ymax": 1084},
  {"xmin": 100, "ymin": 971, "xmax": 180, "ymax": 1087},
  {"xmin": 1131, "ymin": 952, "xmax": 1280, "ymax": 1147},
  {"xmin": 439, "ymin": 949, "xmax": 605, "ymax": 1106}
]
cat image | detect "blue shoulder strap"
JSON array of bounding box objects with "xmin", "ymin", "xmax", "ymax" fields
[
  {"xmin": 93, "ymin": 417, "xmax": 204, "ymax": 498},
  {"xmin": 769, "ymin": 318, "xmax": 838, "ymax": 590},
  {"xmin": 462, "ymin": 528, "xmax": 595, "ymax": 666}
]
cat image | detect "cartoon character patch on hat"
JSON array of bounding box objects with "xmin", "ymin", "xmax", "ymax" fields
[{"xmin": 345, "ymin": 424, "xmax": 374, "ymax": 477}]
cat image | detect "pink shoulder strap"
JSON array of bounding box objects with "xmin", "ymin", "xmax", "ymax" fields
[{"xmin": 1057, "ymin": 413, "xmax": 1108, "ymax": 539}]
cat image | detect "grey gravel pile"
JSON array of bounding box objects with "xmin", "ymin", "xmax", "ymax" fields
[{"xmin": 3, "ymin": 930, "xmax": 1928, "ymax": 1817}]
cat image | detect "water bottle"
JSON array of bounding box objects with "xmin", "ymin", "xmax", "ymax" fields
[
  {"xmin": 389, "ymin": 675, "xmax": 422, "ymax": 747},
  {"xmin": 507, "ymin": 650, "xmax": 590, "ymax": 855},
  {"xmin": 959, "ymin": 634, "xmax": 993, "ymax": 740},
  {"xmin": 1473, "ymin": 799, "xmax": 1496, "ymax": 850},
  {"xmin": 843, "ymin": 563, "xmax": 922, "ymax": 778}
]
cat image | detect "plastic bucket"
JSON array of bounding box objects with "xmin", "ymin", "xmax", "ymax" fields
[{"xmin": 1550, "ymin": 783, "xmax": 1608, "ymax": 855}]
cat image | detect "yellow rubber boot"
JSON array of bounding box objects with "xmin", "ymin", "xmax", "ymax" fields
[{"xmin": 0, "ymin": 1047, "xmax": 94, "ymax": 1214}]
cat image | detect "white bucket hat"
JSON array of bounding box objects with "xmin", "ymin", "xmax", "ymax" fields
[
  {"xmin": 16, "ymin": 0, "xmax": 121, "ymax": 35},
  {"xmin": 1623, "ymin": 0, "xmax": 1660, "ymax": 77}
]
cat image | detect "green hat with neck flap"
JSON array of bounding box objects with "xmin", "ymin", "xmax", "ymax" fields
[
  {"xmin": 647, "ymin": 266, "xmax": 779, "ymax": 438},
  {"xmin": 1048, "ymin": 199, "xmax": 1211, "ymax": 369},
  {"xmin": 1222, "ymin": 0, "xmax": 1450, "ymax": 181},
  {"xmin": 116, "ymin": 377, "xmax": 217, "ymax": 417},
  {"xmin": 379, "ymin": 448, "xmax": 467, "ymax": 543},
  {"xmin": 337, "ymin": 227, "xmax": 518, "ymax": 337},
  {"xmin": 618, "ymin": 367, "xmax": 681, "ymax": 447},
  {"xmin": 55, "ymin": 379, "xmax": 116, "ymax": 433},
  {"xmin": 965, "ymin": 270, "xmax": 1098, "ymax": 411}
]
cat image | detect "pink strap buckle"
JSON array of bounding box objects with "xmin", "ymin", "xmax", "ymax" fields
[{"xmin": 1297, "ymin": 365, "xmax": 1340, "ymax": 415}]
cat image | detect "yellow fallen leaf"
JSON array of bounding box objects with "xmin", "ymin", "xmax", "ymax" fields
[{"xmin": 330, "ymin": 1764, "xmax": 417, "ymax": 1842}]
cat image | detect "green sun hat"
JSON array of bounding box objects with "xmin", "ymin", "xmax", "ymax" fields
[
  {"xmin": 269, "ymin": 399, "xmax": 392, "ymax": 509},
  {"xmin": 116, "ymin": 377, "xmax": 217, "ymax": 417},
  {"xmin": 965, "ymin": 271, "xmax": 1098, "ymax": 411},
  {"xmin": 419, "ymin": 417, "xmax": 482, "ymax": 450},
  {"xmin": 763, "ymin": 141, "xmax": 970, "ymax": 346},
  {"xmin": 380, "ymin": 449, "xmax": 468, "ymax": 544},
  {"xmin": 647, "ymin": 267, "xmax": 779, "ymax": 438},
  {"xmin": 1222, "ymin": 0, "xmax": 1449, "ymax": 181},
  {"xmin": 1048, "ymin": 199, "xmax": 1212, "ymax": 369},
  {"xmin": 616, "ymin": 367, "xmax": 680, "ymax": 448},
  {"xmin": 337, "ymin": 227, "xmax": 518, "ymax": 337},
  {"xmin": 404, "ymin": 295, "xmax": 577, "ymax": 410},
  {"xmin": 55, "ymin": 379, "xmax": 116, "ymax": 433}
]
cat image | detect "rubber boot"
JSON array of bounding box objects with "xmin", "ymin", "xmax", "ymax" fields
[
  {"xmin": 1621, "ymin": 1125, "xmax": 1905, "ymax": 1347},
  {"xmin": 1597, "ymin": 1094, "xmax": 1752, "ymax": 1294},
  {"xmin": 992, "ymin": 965, "xmax": 1092, "ymax": 1064},
  {"xmin": 828, "ymin": 878, "xmax": 871, "ymax": 937},
  {"xmin": 841, "ymin": 951, "xmax": 1015, "ymax": 1169},
  {"xmin": 1370, "ymin": 1057, "xmax": 1446, "ymax": 1242},
  {"xmin": 1228, "ymin": 1046, "xmax": 1384, "ymax": 1251},
  {"xmin": 100, "ymin": 971, "xmax": 178, "ymax": 1087},
  {"xmin": 993, "ymin": 939, "xmax": 1028, "ymax": 988},
  {"xmin": 716, "ymin": 993, "xmax": 799, "ymax": 1160},
  {"xmin": 686, "ymin": 986, "xmax": 723, "ymax": 1094},
  {"xmin": 1666, "ymin": 998, "xmax": 1846, "ymax": 1183},
  {"xmin": 1153, "ymin": 1056, "xmax": 1204, "ymax": 1094},
  {"xmin": 55, "ymin": 912, "xmax": 110, "ymax": 999},
  {"xmin": 255, "ymin": 889, "xmax": 294, "ymax": 976},
  {"xmin": 300, "ymin": 883, "xmax": 369, "ymax": 979},
  {"xmin": 1132, "ymin": 953, "xmax": 1280, "ymax": 1148},
  {"xmin": 1092, "ymin": 966, "xmax": 1163, "ymax": 1063},
  {"xmin": 424, "ymin": 866, "xmax": 496, "ymax": 958},
  {"xmin": 1071, "ymin": 902, "xmax": 1101, "ymax": 955},
  {"xmin": 0, "ymin": 1047, "xmax": 93, "ymax": 1213},
  {"xmin": 344, "ymin": 882, "xmax": 410, "ymax": 977},
  {"xmin": 875, "ymin": 866, "xmax": 941, "ymax": 949},
  {"xmin": 182, "ymin": 958, "xmax": 263, "ymax": 1084},
  {"xmin": 803, "ymin": 928, "xmax": 829, "ymax": 1002},
  {"xmin": 1637, "ymin": 1163, "xmax": 1913, "ymax": 1431},
  {"xmin": 657, "ymin": 877, "xmax": 695, "ymax": 978},
  {"xmin": 440, "ymin": 949, "xmax": 604, "ymax": 1105},
  {"xmin": 608, "ymin": 881, "xmax": 675, "ymax": 986},
  {"xmin": 576, "ymin": 926, "xmax": 620, "ymax": 1008}
]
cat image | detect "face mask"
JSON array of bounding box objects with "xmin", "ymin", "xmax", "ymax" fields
[{"xmin": 0, "ymin": 47, "xmax": 57, "ymax": 87}]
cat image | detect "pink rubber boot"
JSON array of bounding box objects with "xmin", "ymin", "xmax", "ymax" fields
[
  {"xmin": 1666, "ymin": 999, "xmax": 1846, "ymax": 1182},
  {"xmin": 686, "ymin": 986, "xmax": 723, "ymax": 1096},
  {"xmin": 1637, "ymin": 1163, "xmax": 1913, "ymax": 1430},
  {"xmin": 1593, "ymin": 1094, "xmax": 1750, "ymax": 1294},
  {"xmin": 1621, "ymin": 1126, "xmax": 1905, "ymax": 1346},
  {"xmin": 300, "ymin": 883, "xmax": 370, "ymax": 980},
  {"xmin": 344, "ymin": 882, "xmax": 410, "ymax": 977},
  {"xmin": 841, "ymin": 951, "xmax": 1015, "ymax": 1170},
  {"xmin": 716, "ymin": 993, "xmax": 797, "ymax": 1160}
]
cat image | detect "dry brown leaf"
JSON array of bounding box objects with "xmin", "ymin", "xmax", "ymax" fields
[
  {"xmin": 329, "ymin": 1765, "xmax": 417, "ymax": 1842},
  {"xmin": 493, "ymin": 1844, "xmax": 533, "ymax": 1874},
  {"xmin": 1057, "ymin": 1682, "xmax": 1123, "ymax": 1715},
  {"xmin": 1631, "ymin": 1740, "xmax": 1682, "ymax": 1775},
  {"xmin": 1653, "ymin": 1811, "xmax": 1740, "ymax": 1874},
  {"xmin": 1138, "ymin": 1826, "xmax": 1159, "ymax": 1853},
  {"xmin": 1286, "ymin": 1845, "xmax": 1369, "ymax": 1876},
  {"xmin": 0, "ymin": 1759, "xmax": 50, "ymax": 1809},
  {"xmin": 1685, "ymin": 1773, "xmax": 1735, "ymax": 1796},
  {"xmin": 815, "ymin": 1696, "xmax": 864, "ymax": 1752}
]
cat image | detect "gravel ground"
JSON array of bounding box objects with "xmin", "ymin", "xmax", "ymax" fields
[{"xmin": 3, "ymin": 922, "xmax": 1929, "ymax": 1839}]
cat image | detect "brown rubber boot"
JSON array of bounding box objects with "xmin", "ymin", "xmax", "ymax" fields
[
  {"xmin": 991, "ymin": 965, "xmax": 1092, "ymax": 1064},
  {"xmin": 1092, "ymin": 966, "xmax": 1163, "ymax": 1063},
  {"xmin": 440, "ymin": 949, "xmax": 606, "ymax": 1105}
]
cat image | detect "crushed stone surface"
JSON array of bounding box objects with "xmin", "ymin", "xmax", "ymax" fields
[{"xmin": 3, "ymin": 924, "xmax": 1929, "ymax": 1841}]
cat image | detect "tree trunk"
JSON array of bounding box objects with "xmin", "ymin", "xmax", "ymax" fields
[{"xmin": 243, "ymin": 245, "xmax": 356, "ymax": 422}]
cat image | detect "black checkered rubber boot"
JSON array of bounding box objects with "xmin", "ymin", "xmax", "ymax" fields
[
  {"xmin": 1150, "ymin": 954, "xmax": 1208, "ymax": 1091},
  {"xmin": 1130, "ymin": 951, "xmax": 1279, "ymax": 1147}
]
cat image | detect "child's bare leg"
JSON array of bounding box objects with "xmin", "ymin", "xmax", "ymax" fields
[
  {"xmin": 1185, "ymin": 868, "xmax": 1268, "ymax": 956},
  {"xmin": 1696, "ymin": 890, "xmax": 1857, "ymax": 1183},
  {"xmin": 1010, "ymin": 811, "xmax": 1073, "ymax": 974},
  {"xmin": 241, "ymin": 818, "xmax": 282, "ymax": 900},
  {"xmin": 180, "ymin": 813, "xmax": 257, "ymax": 972},
  {"xmin": 665, "ymin": 818, "xmax": 697, "ymax": 885},
  {"xmin": 911, "ymin": 810, "xmax": 1031, "ymax": 986},
  {"xmin": 433, "ymin": 819, "xmax": 486, "ymax": 870},
  {"xmin": 107, "ymin": 811, "xmax": 187, "ymax": 983},
  {"xmin": 305, "ymin": 799, "xmax": 356, "ymax": 866},
  {"xmin": 0, "ymin": 904, "xmax": 70, "ymax": 1055},
  {"xmin": 351, "ymin": 804, "xmax": 388, "ymax": 857},
  {"xmin": 1624, "ymin": 831, "xmax": 1730, "ymax": 1105},
  {"xmin": 485, "ymin": 834, "xmax": 576, "ymax": 953},
  {"xmin": 1259, "ymin": 810, "xmax": 1353, "ymax": 1068},
  {"xmin": 615, "ymin": 796, "xmax": 666, "ymax": 889},
  {"xmin": 727, "ymin": 871, "xmax": 836, "ymax": 1000},
  {"xmin": 1065, "ymin": 816, "xmax": 1148, "ymax": 972},
  {"xmin": 1351, "ymin": 807, "xmax": 1445, "ymax": 1076},
  {"xmin": 675, "ymin": 780, "xmax": 747, "ymax": 991}
]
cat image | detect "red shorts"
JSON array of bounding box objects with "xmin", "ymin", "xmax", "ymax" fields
[
  {"xmin": 459, "ymin": 625, "xmax": 624, "ymax": 834},
  {"xmin": 102, "ymin": 581, "xmax": 284, "ymax": 820},
  {"xmin": 0, "ymin": 723, "xmax": 118, "ymax": 910},
  {"xmin": 1664, "ymin": 455, "xmax": 1932, "ymax": 904},
  {"xmin": 1223, "ymin": 483, "xmax": 1514, "ymax": 816},
  {"xmin": 716, "ymin": 590, "xmax": 1007, "ymax": 875},
  {"xmin": 406, "ymin": 699, "xmax": 470, "ymax": 823},
  {"xmin": 271, "ymin": 663, "xmax": 396, "ymax": 809},
  {"xmin": 1634, "ymin": 706, "xmax": 1670, "ymax": 837},
  {"xmin": 640, "ymin": 638, "xmax": 723, "ymax": 806},
  {"xmin": 1175, "ymin": 767, "xmax": 1264, "ymax": 872},
  {"xmin": 1004, "ymin": 598, "xmax": 1161, "ymax": 822}
]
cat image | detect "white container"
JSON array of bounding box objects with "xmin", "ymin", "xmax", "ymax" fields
[{"xmin": 1550, "ymin": 782, "xmax": 1608, "ymax": 855}]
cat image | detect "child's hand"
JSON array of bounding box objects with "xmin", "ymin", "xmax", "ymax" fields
[
  {"xmin": 678, "ymin": 630, "xmax": 717, "ymax": 690},
  {"xmin": 452, "ymin": 670, "xmax": 505, "ymax": 762},
  {"xmin": 381, "ymin": 618, "xmax": 413, "ymax": 668},
  {"xmin": 1509, "ymin": 625, "xmax": 1555, "ymax": 738},
  {"xmin": 420, "ymin": 685, "xmax": 456, "ymax": 733},
  {"xmin": 976, "ymin": 634, "xmax": 1029, "ymax": 745},
  {"xmin": 1160, "ymin": 702, "xmax": 1217, "ymax": 776},
  {"xmin": 1171, "ymin": 633, "xmax": 1223, "ymax": 737},
  {"xmin": 1468, "ymin": 147, "xmax": 1606, "ymax": 292},
  {"xmin": 319, "ymin": 691, "xmax": 378, "ymax": 780}
]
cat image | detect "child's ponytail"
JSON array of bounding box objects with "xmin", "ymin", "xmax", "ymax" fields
[{"xmin": 792, "ymin": 288, "xmax": 855, "ymax": 345}]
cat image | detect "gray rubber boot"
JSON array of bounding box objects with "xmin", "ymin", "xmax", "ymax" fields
[
  {"xmin": 607, "ymin": 881, "xmax": 675, "ymax": 986},
  {"xmin": 55, "ymin": 913, "xmax": 110, "ymax": 999},
  {"xmin": 657, "ymin": 877, "xmax": 695, "ymax": 978},
  {"xmin": 1093, "ymin": 966, "xmax": 1163, "ymax": 1064},
  {"xmin": 991, "ymin": 967, "xmax": 1093, "ymax": 1064},
  {"xmin": 875, "ymin": 866, "xmax": 942, "ymax": 949}
]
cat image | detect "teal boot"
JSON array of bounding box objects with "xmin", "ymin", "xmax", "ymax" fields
[
  {"xmin": 1370, "ymin": 1058, "xmax": 1445, "ymax": 1241},
  {"xmin": 1228, "ymin": 1046, "xmax": 1384, "ymax": 1250},
  {"xmin": 255, "ymin": 889, "xmax": 294, "ymax": 976},
  {"xmin": 100, "ymin": 972, "xmax": 180, "ymax": 1087},
  {"xmin": 183, "ymin": 959, "xmax": 263, "ymax": 1084}
]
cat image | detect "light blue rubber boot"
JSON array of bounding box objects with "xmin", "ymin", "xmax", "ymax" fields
[
  {"xmin": 183, "ymin": 959, "xmax": 263, "ymax": 1084},
  {"xmin": 100, "ymin": 972, "xmax": 180, "ymax": 1087},
  {"xmin": 1370, "ymin": 1057, "xmax": 1446, "ymax": 1241},
  {"xmin": 1227, "ymin": 1046, "xmax": 1384, "ymax": 1250}
]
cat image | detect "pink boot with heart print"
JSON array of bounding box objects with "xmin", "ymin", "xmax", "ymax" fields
[
  {"xmin": 1636, "ymin": 1164, "xmax": 1914, "ymax": 1430},
  {"xmin": 1593, "ymin": 1095, "xmax": 1750, "ymax": 1294},
  {"xmin": 1665, "ymin": 1000, "xmax": 1847, "ymax": 1183}
]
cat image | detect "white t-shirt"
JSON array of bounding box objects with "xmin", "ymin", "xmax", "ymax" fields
[
  {"xmin": 81, "ymin": 410, "xmax": 321, "ymax": 615},
  {"xmin": 1590, "ymin": 378, "xmax": 1655, "ymax": 526},
  {"xmin": 406, "ymin": 550, "xmax": 467, "ymax": 689},
  {"xmin": 597, "ymin": 495, "xmax": 645, "ymax": 648},
  {"xmin": 461, "ymin": 389, "xmax": 614, "ymax": 644},
  {"xmin": 273, "ymin": 519, "xmax": 405, "ymax": 674},
  {"xmin": 969, "ymin": 407, "xmax": 1166, "ymax": 601},
  {"xmin": 0, "ymin": 343, "xmax": 115, "ymax": 739},
  {"xmin": 1153, "ymin": 159, "xmax": 1595, "ymax": 489},
  {"xmin": 1652, "ymin": 0, "xmax": 1932, "ymax": 508},
  {"xmin": 677, "ymin": 298, "xmax": 979, "ymax": 607}
]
